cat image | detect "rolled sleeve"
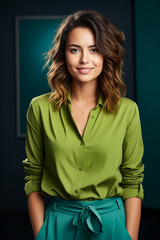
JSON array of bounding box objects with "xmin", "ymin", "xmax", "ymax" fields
[
  {"xmin": 120, "ymin": 102, "xmax": 145, "ymax": 201},
  {"xmin": 22, "ymin": 99, "xmax": 44, "ymax": 198}
]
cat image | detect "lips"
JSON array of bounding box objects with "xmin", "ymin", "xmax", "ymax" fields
[{"xmin": 77, "ymin": 68, "xmax": 93, "ymax": 74}]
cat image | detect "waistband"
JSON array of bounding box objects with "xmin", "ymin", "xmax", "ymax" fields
[
  {"xmin": 46, "ymin": 196, "xmax": 124, "ymax": 237},
  {"xmin": 48, "ymin": 196, "xmax": 123, "ymax": 214}
]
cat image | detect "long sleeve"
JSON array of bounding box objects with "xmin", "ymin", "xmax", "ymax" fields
[
  {"xmin": 22, "ymin": 99, "xmax": 44, "ymax": 198},
  {"xmin": 120, "ymin": 102, "xmax": 145, "ymax": 201}
]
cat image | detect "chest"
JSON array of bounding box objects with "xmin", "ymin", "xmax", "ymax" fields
[
  {"xmin": 44, "ymin": 100, "xmax": 127, "ymax": 149},
  {"xmin": 43, "ymin": 102, "xmax": 127, "ymax": 169},
  {"xmin": 71, "ymin": 106, "xmax": 93, "ymax": 138}
]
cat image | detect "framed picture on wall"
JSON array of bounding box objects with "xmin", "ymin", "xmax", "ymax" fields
[{"xmin": 15, "ymin": 15, "xmax": 66, "ymax": 138}]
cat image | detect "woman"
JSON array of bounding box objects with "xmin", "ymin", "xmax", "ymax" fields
[{"xmin": 23, "ymin": 10, "xmax": 144, "ymax": 240}]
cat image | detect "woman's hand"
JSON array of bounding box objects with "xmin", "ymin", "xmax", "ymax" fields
[{"xmin": 124, "ymin": 197, "xmax": 142, "ymax": 240}]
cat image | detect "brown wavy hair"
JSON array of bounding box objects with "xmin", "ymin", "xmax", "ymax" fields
[{"xmin": 44, "ymin": 10, "xmax": 126, "ymax": 113}]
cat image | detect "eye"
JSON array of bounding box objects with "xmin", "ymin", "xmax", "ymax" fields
[
  {"xmin": 70, "ymin": 48, "xmax": 80, "ymax": 53},
  {"xmin": 91, "ymin": 48, "xmax": 98, "ymax": 53}
]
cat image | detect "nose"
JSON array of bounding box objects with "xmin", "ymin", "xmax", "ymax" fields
[{"xmin": 80, "ymin": 50, "xmax": 89, "ymax": 64}]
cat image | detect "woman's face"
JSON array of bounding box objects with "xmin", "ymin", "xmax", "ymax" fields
[{"xmin": 65, "ymin": 27, "xmax": 104, "ymax": 84}]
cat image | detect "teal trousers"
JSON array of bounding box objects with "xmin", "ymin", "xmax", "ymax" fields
[{"xmin": 35, "ymin": 196, "xmax": 132, "ymax": 240}]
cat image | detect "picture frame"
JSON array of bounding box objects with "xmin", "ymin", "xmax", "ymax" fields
[{"xmin": 15, "ymin": 15, "xmax": 66, "ymax": 137}]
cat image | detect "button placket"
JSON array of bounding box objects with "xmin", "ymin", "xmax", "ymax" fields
[
  {"xmin": 73, "ymin": 140, "xmax": 86, "ymax": 197},
  {"xmin": 82, "ymin": 107, "xmax": 101, "ymax": 141}
]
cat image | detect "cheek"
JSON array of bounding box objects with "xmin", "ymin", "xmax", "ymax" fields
[
  {"xmin": 65, "ymin": 52, "xmax": 77, "ymax": 67},
  {"xmin": 65, "ymin": 54, "xmax": 76, "ymax": 75},
  {"xmin": 96, "ymin": 62, "xmax": 103, "ymax": 72},
  {"xmin": 93, "ymin": 56, "xmax": 103, "ymax": 67}
]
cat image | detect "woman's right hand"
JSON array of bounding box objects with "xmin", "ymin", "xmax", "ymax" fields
[
  {"xmin": 27, "ymin": 192, "xmax": 45, "ymax": 239},
  {"xmin": 34, "ymin": 222, "xmax": 44, "ymax": 240}
]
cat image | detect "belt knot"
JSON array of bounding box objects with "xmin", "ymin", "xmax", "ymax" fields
[{"xmin": 72, "ymin": 205, "xmax": 104, "ymax": 235}]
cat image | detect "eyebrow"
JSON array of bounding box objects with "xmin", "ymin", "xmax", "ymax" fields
[{"xmin": 68, "ymin": 44, "xmax": 96, "ymax": 48}]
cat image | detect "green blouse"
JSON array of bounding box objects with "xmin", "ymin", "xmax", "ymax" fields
[{"xmin": 22, "ymin": 89, "xmax": 144, "ymax": 201}]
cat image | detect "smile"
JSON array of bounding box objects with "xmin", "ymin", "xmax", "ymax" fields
[{"xmin": 77, "ymin": 68, "xmax": 93, "ymax": 74}]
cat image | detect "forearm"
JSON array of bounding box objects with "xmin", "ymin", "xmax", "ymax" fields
[
  {"xmin": 28, "ymin": 192, "xmax": 45, "ymax": 239},
  {"xmin": 124, "ymin": 197, "xmax": 142, "ymax": 240}
]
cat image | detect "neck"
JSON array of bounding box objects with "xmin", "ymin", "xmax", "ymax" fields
[{"xmin": 70, "ymin": 79, "xmax": 100, "ymax": 104}]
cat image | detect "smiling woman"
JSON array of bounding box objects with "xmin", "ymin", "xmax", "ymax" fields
[
  {"xmin": 23, "ymin": 10, "xmax": 144, "ymax": 240},
  {"xmin": 44, "ymin": 10, "xmax": 126, "ymax": 113}
]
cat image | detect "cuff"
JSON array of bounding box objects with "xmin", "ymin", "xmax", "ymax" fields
[
  {"xmin": 24, "ymin": 180, "xmax": 41, "ymax": 198},
  {"xmin": 122, "ymin": 183, "xmax": 144, "ymax": 201}
]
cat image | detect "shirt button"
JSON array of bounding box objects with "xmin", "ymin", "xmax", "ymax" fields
[
  {"xmin": 75, "ymin": 190, "xmax": 78, "ymax": 193},
  {"xmin": 79, "ymin": 167, "xmax": 82, "ymax": 171},
  {"xmin": 80, "ymin": 142, "xmax": 83, "ymax": 145},
  {"xmin": 91, "ymin": 115, "xmax": 94, "ymax": 119}
]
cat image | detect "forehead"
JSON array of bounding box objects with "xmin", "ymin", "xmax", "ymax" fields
[{"xmin": 66, "ymin": 27, "xmax": 96, "ymax": 45}]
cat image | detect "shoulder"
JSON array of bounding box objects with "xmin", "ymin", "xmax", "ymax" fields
[
  {"xmin": 118, "ymin": 97, "xmax": 139, "ymax": 114},
  {"xmin": 28, "ymin": 92, "xmax": 53, "ymax": 112},
  {"xmin": 119, "ymin": 97, "xmax": 137, "ymax": 108},
  {"xmin": 118, "ymin": 97, "xmax": 141, "ymax": 127},
  {"xmin": 30, "ymin": 92, "xmax": 52, "ymax": 107},
  {"xmin": 27, "ymin": 92, "xmax": 52, "ymax": 119}
]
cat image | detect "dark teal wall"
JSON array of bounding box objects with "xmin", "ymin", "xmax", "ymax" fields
[
  {"xmin": 134, "ymin": 0, "xmax": 160, "ymax": 209},
  {"xmin": 17, "ymin": 18, "xmax": 63, "ymax": 136}
]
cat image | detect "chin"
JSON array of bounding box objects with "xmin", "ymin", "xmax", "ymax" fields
[{"xmin": 74, "ymin": 78, "xmax": 96, "ymax": 83}]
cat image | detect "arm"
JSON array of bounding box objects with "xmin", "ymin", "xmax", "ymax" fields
[
  {"xmin": 22, "ymin": 99, "xmax": 45, "ymax": 237},
  {"xmin": 23, "ymin": 99, "xmax": 44, "ymax": 198},
  {"xmin": 124, "ymin": 197, "xmax": 141, "ymax": 240},
  {"xmin": 28, "ymin": 192, "xmax": 45, "ymax": 239},
  {"xmin": 120, "ymin": 102, "xmax": 144, "ymax": 239}
]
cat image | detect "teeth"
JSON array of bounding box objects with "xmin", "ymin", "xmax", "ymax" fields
[{"xmin": 79, "ymin": 68, "xmax": 90, "ymax": 71}]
